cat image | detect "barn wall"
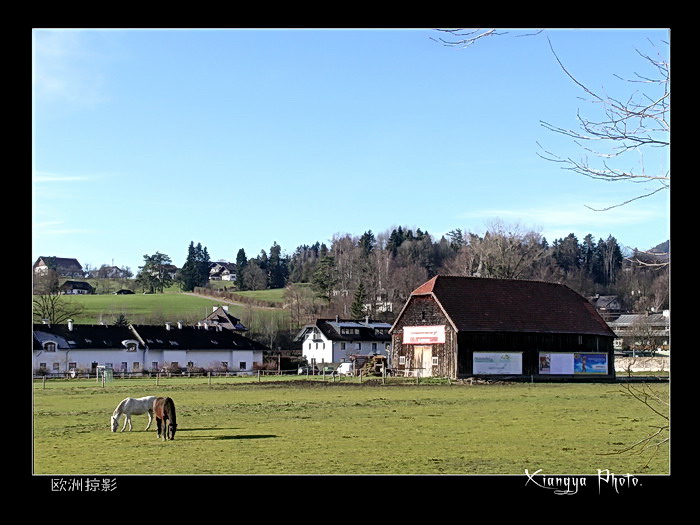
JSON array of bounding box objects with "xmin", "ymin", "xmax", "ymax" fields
[{"xmin": 391, "ymin": 296, "xmax": 457, "ymax": 378}]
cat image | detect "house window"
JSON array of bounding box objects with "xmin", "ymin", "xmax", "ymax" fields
[
  {"xmin": 152, "ymin": 362, "xmax": 159, "ymax": 370},
  {"xmin": 44, "ymin": 342, "xmax": 56, "ymax": 352},
  {"xmin": 121, "ymin": 362, "xmax": 128, "ymax": 371},
  {"xmin": 578, "ymin": 335, "xmax": 583, "ymax": 345},
  {"xmin": 432, "ymin": 356, "xmax": 439, "ymax": 366},
  {"xmin": 39, "ymin": 363, "xmax": 47, "ymax": 370},
  {"xmin": 68, "ymin": 362, "xmax": 76, "ymax": 370},
  {"xmin": 239, "ymin": 362, "xmax": 246, "ymax": 371},
  {"xmin": 221, "ymin": 362, "xmax": 228, "ymax": 370},
  {"xmin": 399, "ymin": 356, "xmax": 406, "ymax": 365},
  {"xmin": 133, "ymin": 362, "xmax": 140, "ymax": 371},
  {"xmin": 53, "ymin": 363, "xmax": 60, "ymax": 371},
  {"xmin": 356, "ymin": 343, "xmax": 361, "ymax": 350},
  {"xmin": 126, "ymin": 343, "xmax": 137, "ymax": 352},
  {"xmin": 341, "ymin": 342, "xmax": 346, "ymax": 350},
  {"xmin": 372, "ymin": 342, "xmax": 377, "ymax": 351}
]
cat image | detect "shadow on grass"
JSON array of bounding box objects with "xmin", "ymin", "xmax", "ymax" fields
[{"xmin": 173, "ymin": 428, "xmax": 277, "ymax": 440}]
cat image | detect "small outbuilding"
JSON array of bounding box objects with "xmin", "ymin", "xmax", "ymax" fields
[{"xmin": 389, "ymin": 275, "xmax": 616, "ymax": 380}]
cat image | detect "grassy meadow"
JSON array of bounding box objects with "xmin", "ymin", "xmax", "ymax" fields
[
  {"xmin": 58, "ymin": 289, "xmax": 290, "ymax": 329},
  {"xmin": 32, "ymin": 377, "xmax": 669, "ymax": 476}
]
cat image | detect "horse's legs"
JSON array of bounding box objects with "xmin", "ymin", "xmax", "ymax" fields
[
  {"xmin": 156, "ymin": 417, "xmax": 162, "ymax": 439},
  {"xmin": 145, "ymin": 410, "xmax": 153, "ymax": 431},
  {"xmin": 120, "ymin": 414, "xmax": 128, "ymax": 432}
]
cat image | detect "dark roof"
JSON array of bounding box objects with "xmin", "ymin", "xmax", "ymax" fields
[
  {"xmin": 33, "ymin": 323, "xmax": 269, "ymax": 351},
  {"xmin": 396, "ymin": 275, "xmax": 615, "ymax": 337},
  {"xmin": 203, "ymin": 306, "xmax": 248, "ymax": 331},
  {"xmin": 132, "ymin": 325, "xmax": 268, "ymax": 350},
  {"xmin": 60, "ymin": 280, "xmax": 94, "ymax": 291},
  {"xmin": 33, "ymin": 324, "xmax": 141, "ymax": 350},
  {"xmin": 300, "ymin": 319, "xmax": 392, "ymax": 342},
  {"xmin": 34, "ymin": 257, "xmax": 83, "ymax": 270}
]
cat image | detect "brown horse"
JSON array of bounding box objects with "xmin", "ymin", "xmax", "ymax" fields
[{"xmin": 153, "ymin": 397, "xmax": 177, "ymax": 441}]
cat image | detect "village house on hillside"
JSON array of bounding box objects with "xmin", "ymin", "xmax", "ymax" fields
[
  {"xmin": 59, "ymin": 280, "xmax": 95, "ymax": 295},
  {"xmin": 33, "ymin": 320, "xmax": 268, "ymax": 375},
  {"xmin": 208, "ymin": 262, "xmax": 237, "ymax": 281},
  {"xmin": 202, "ymin": 305, "xmax": 249, "ymax": 332},
  {"xmin": 33, "ymin": 257, "xmax": 84, "ymax": 278},
  {"xmin": 390, "ymin": 275, "xmax": 616, "ymax": 380},
  {"xmin": 294, "ymin": 317, "xmax": 392, "ymax": 366}
]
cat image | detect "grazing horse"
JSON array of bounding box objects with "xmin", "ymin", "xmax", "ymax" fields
[
  {"xmin": 153, "ymin": 397, "xmax": 177, "ymax": 441},
  {"xmin": 111, "ymin": 396, "xmax": 158, "ymax": 432}
]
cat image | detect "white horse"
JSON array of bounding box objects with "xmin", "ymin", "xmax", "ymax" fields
[{"xmin": 110, "ymin": 396, "xmax": 158, "ymax": 432}]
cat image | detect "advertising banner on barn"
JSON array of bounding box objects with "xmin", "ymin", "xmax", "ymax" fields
[
  {"xmin": 574, "ymin": 353, "xmax": 608, "ymax": 374},
  {"xmin": 403, "ymin": 325, "xmax": 446, "ymax": 344},
  {"xmin": 538, "ymin": 352, "xmax": 608, "ymax": 374},
  {"xmin": 473, "ymin": 352, "xmax": 522, "ymax": 374}
]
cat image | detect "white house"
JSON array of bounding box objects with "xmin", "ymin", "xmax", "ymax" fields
[
  {"xmin": 33, "ymin": 321, "xmax": 268, "ymax": 375},
  {"xmin": 294, "ymin": 317, "xmax": 392, "ymax": 366}
]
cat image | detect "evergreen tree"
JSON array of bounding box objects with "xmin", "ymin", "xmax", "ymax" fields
[
  {"xmin": 351, "ymin": 282, "xmax": 367, "ymax": 319},
  {"xmin": 311, "ymin": 255, "xmax": 337, "ymax": 303},
  {"xmin": 268, "ymin": 242, "xmax": 289, "ymax": 289},
  {"xmin": 235, "ymin": 248, "xmax": 247, "ymax": 290},
  {"xmin": 178, "ymin": 241, "xmax": 210, "ymax": 292}
]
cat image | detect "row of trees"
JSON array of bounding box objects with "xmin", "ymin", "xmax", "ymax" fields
[
  {"xmin": 124, "ymin": 224, "xmax": 666, "ymax": 328},
  {"xmin": 231, "ymin": 221, "xmax": 668, "ymax": 324}
]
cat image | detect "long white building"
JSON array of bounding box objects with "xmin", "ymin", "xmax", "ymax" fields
[{"xmin": 33, "ymin": 320, "xmax": 267, "ymax": 375}]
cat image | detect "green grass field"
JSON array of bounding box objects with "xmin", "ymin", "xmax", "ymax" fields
[
  {"xmin": 32, "ymin": 378, "xmax": 669, "ymax": 476},
  {"xmin": 60, "ymin": 291, "xmax": 289, "ymax": 328}
]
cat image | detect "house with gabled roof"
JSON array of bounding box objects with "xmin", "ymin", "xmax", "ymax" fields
[
  {"xmin": 33, "ymin": 256, "xmax": 84, "ymax": 277},
  {"xmin": 390, "ymin": 275, "xmax": 616, "ymax": 380},
  {"xmin": 294, "ymin": 317, "xmax": 392, "ymax": 366},
  {"xmin": 202, "ymin": 305, "xmax": 248, "ymax": 332},
  {"xmin": 33, "ymin": 320, "xmax": 268, "ymax": 376}
]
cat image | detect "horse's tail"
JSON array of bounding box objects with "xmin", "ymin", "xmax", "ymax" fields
[{"xmin": 113, "ymin": 398, "xmax": 129, "ymax": 417}]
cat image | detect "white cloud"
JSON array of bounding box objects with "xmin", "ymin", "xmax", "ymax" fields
[{"xmin": 32, "ymin": 30, "xmax": 109, "ymax": 110}]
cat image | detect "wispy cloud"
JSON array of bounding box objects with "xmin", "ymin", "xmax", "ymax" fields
[
  {"xmin": 34, "ymin": 171, "xmax": 93, "ymax": 183},
  {"xmin": 32, "ymin": 29, "xmax": 110, "ymax": 110},
  {"xmin": 33, "ymin": 221, "xmax": 95, "ymax": 236},
  {"xmin": 457, "ymin": 200, "xmax": 664, "ymax": 235}
]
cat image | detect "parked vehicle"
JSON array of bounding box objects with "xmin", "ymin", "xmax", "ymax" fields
[
  {"xmin": 322, "ymin": 366, "xmax": 336, "ymax": 375},
  {"xmin": 337, "ymin": 362, "xmax": 353, "ymax": 376},
  {"xmin": 297, "ymin": 365, "xmax": 319, "ymax": 375}
]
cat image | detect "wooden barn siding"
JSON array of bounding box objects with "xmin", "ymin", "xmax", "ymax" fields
[
  {"xmin": 393, "ymin": 295, "xmax": 615, "ymax": 378},
  {"xmin": 391, "ymin": 296, "xmax": 458, "ymax": 378},
  {"xmin": 457, "ymin": 332, "xmax": 615, "ymax": 376}
]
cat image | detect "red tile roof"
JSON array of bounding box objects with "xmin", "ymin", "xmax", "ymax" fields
[{"xmin": 408, "ymin": 275, "xmax": 614, "ymax": 336}]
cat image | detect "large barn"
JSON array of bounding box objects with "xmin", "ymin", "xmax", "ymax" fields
[{"xmin": 389, "ymin": 275, "xmax": 616, "ymax": 380}]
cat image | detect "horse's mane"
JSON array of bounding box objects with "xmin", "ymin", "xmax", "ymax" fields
[{"xmin": 113, "ymin": 397, "xmax": 129, "ymax": 417}]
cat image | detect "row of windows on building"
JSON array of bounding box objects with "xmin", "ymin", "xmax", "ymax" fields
[
  {"xmin": 308, "ymin": 341, "xmax": 391, "ymax": 351},
  {"xmin": 38, "ymin": 360, "xmax": 248, "ymax": 372}
]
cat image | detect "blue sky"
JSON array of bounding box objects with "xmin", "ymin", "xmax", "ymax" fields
[{"xmin": 32, "ymin": 28, "xmax": 670, "ymax": 274}]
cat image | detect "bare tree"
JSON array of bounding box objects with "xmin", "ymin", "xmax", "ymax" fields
[
  {"xmin": 32, "ymin": 294, "xmax": 85, "ymax": 324},
  {"xmin": 537, "ymin": 36, "xmax": 669, "ymax": 211},
  {"xmin": 432, "ymin": 29, "xmax": 670, "ymax": 212}
]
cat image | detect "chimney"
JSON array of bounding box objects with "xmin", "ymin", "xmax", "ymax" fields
[
  {"xmin": 177, "ymin": 321, "xmax": 183, "ymax": 329},
  {"xmin": 67, "ymin": 319, "xmax": 74, "ymax": 331},
  {"xmin": 165, "ymin": 322, "xmax": 171, "ymax": 331},
  {"xmin": 365, "ymin": 315, "xmax": 369, "ymax": 324},
  {"xmin": 335, "ymin": 315, "xmax": 339, "ymax": 322}
]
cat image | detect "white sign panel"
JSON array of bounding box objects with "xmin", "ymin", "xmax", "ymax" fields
[
  {"xmin": 473, "ymin": 352, "xmax": 523, "ymax": 375},
  {"xmin": 403, "ymin": 325, "xmax": 446, "ymax": 344},
  {"xmin": 539, "ymin": 353, "xmax": 575, "ymax": 374}
]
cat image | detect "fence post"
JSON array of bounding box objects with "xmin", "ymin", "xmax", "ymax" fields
[
  {"xmin": 208, "ymin": 372, "xmax": 212, "ymax": 385},
  {"xmin": 156, "ymin": 373, "xmax": 159, "ymax": 387},
  {"xmin": 43, "ymin": 375, "xmax": 46, "ymax": 389}
]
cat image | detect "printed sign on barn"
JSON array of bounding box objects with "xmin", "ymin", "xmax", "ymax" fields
[{"xmin": 403, "ymin": 325, "xmax": 446, "ymax": 344}]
